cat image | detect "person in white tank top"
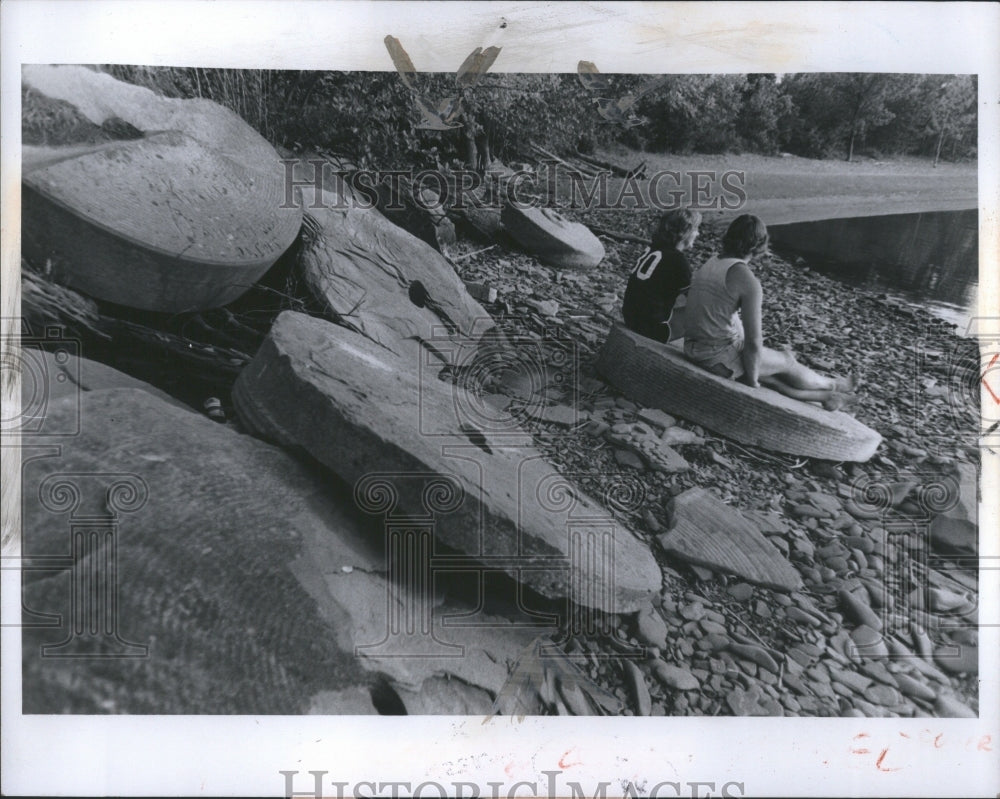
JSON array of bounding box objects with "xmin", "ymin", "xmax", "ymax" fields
[{"xmin": 685, "ymin": 215, "xmax": 857, "ymax": 410}]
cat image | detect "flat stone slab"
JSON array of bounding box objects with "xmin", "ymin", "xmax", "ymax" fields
[
  {"xmin": 21, "ymin": 66, "xmax": 301, "ymax": 312},
  {"xmin": 21, "ymin": 388, "xmax": 371, "ymax": 714},
  {"xmin": 21, "ymin": 387, "xmax": 544, "ymax": 714},
  {"xmin": 300, "ymin": 187, "xmax": 491, "ymax": 363},
  {"xmin": 501, "ymin": 205, "xmax": 605, "ymax": 270},
  {"xmin": 657, "ymin": 487, "xmax": 802, "ymax": 592},
  {"xmin": 234, "ymin": 311, "xmax": 661, "ymax": 612},
  {"xmin": 22, "ymin": 65, "xmax": 281, "ymax": 166},
  {"xmin": 598, "ymin": 324, "xmax": 882, "ymax": 462},
  {"xmin": 20, "ymin": 349, "xmax": 188, "ymax": 426}
]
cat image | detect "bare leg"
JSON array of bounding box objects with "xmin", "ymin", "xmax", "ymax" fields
[
  {"xmin": 760, "ymin": 375, "xmax": 834, "ymax": 402},
  {"xmin": 758, "ymin": 346, "xmax": 856, "ymax": 392},
  {"xmin": 761, "ymin": 376, "xmax": 858, "ymax": 411}
]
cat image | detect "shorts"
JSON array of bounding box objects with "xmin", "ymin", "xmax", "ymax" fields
[{"xmin": 684, "ymin": 337, "xmax": 745, "ymax": 380}]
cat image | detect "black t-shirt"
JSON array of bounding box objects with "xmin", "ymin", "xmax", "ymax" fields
[{"xmin": 621, "ymin": 243, "xmax": 691, "ymax": 343}]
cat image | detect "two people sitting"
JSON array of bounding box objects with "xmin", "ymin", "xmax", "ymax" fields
[{"xmin": 622, "ymin": 211, "xmax": 857, "ymax": 410}]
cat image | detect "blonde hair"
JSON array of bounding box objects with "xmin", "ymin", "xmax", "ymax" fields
[{"xmin": 651, "ymin": 209, "xmax": 702, "ymax": 249}]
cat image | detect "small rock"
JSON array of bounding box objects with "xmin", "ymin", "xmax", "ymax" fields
[
  {"xmin": 828, "ymin": 665, "xmax": 872, "ymax": 693},
  {"xmin": 647, "ymin": 443, "xmax": 690, "ymax": 474},
  {"xmin": 660, "ymin": 427, "xmax": 703, "ymax": 446},
  {"xmin": 636, "ymin": 604, "xmax": 669, "ymax": 649},
  {"xmin": 845, "ymin": 535, "xmax": 874, "ymax": 555},
  {"xmin": 726, "ymin": 685, "xmax": 764, "ymax": 716},
  {"xmin": 643, "ymin": 510, "xmax": 662, "ymax": 534},
  {"xmin": 614, "ymin": 448, "xmax": 646, "ymax": 470},
  {"xmin": 531, "ymin": 403, "xmax": 580, "ymax": 426},
  {"xmin": 894, "ymin": 673, "xmax": 935, "ymax": 702},
  {"xmin": 727, "ymin": 642, "xmax": 780, "ymax": 673},
  {"xmin": 934, "ymin": 694, "xmax": 977, "ymax": 718},
  {"xmin": 934, "ymin": 644, "xmax": 977, "ymax": 675},
  {"xmin": 699, "ymin": 619, "xmax": 727, "ymax": 636},
  {"xmin": 838, "ymin": 588, "xmax": 883, "ymax": 632},
  {"xmin": 863, "ymin": 684, "xmax": 902, "ymax": 707},
  {"xmin": 849, "ymin": 625, "xmax": 889, "ymax": 658},
  {"xmin": 680, "ymin": 601, "xmax": 706, "ymax": 621},
  {"xmin": 825, "ymin": 556, "xmax": 850, "ymax": 574},
  {"xmin": 786, "ymin": 607, "xmax": 821, "ymax": 627},
  {"xmin": 637, "ymin": 408, "xmax": 676, "ymax": 430},
  {"xmin": 858, "ymin": 660, "xmax": 898, "ymax": 687},
  {"xmin": 807, "ymin": 491, "xmax": 842, "ymax": 515},
  {"xmin": 844, "ymin": 498, "xmax": 881, "ymax": 520},
  {"xmin": 811, "ymin": 462, "xmax": 843, "ymax": 481},
  {"xmin": 651, "ymin": 661, "xmax": 700, "ymax": 691},
  {"xmin": 699, "ymin": 633, "xmax": 730, "ymax": 652},
  {"xmin": 527, "ymin": 298, "xmax": 559, "ymax": 317},
  {"xmin": 787, "ymin": 646, "xmax": 819, "ymax": 668},
  {"xmin": 783, "ymin": 673, "xmax": 810, "ymax": 696},
  {"xmin": 791, "ymin": 504, "xmax": 829, "ymax": 520},
  {"xmin": 929, "ymin": 514, "xmax": 976, "ymax": 556},
  {"xmin": 728, "ymin": 583, "xmax": 754, "ymax": 602},
  {"xmin": 624, "ymin": 661, "xmax": 651, "ymax": 716},
  {"xmin": 910, "ymin": 624, "xmax": 934, "ymax": 659},
  {"xmin": 928, "ymin": 587, "xmax": 972, "ymax": 613},
  {"xmin": 582, "ymin": 420, "xmax": 610, "ymax": 438}
]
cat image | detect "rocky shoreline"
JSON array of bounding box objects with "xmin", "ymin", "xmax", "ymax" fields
[
  {"xmin": 445, "ymin": 209, "xmax": 980, "ymax": 718},
  {"xmin": 21, "ymin": 207, "xmax": 980, "ymax": 718}
]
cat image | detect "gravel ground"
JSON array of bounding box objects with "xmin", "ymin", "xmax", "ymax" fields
[{"xmin": 447, "ymin": 201, "xmax": 981, "ymax": 718}]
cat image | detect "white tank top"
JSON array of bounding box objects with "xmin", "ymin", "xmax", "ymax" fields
[{"xmin": 684, "ymin": 256, "xmax": 744, "ymax": 346}]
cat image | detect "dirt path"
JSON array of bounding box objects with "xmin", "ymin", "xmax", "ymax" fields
[{"xmin": 585, "ymin": 149, "xmax": 977, "ymax": 227}]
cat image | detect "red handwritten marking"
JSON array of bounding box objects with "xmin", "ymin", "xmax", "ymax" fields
[
  {"xmin": 978, "ymin": 735, "xmax": 993, "ymax": 752},
  {"xmin": 559, "ymin": 748, "xmax": 582, "ymax": 769},
  {"xmin": 983, "ymin": 353, "xmax": 1000, "ymax": 404},
  {"xmin": 854, "ymin": 733, "xmax": 870, "ymax": 739},
  {"xmin": 900, "ymin": 732, "xmax": 911, "ymax": 739},
  {"xmin": 934, "ymin": 734, "xmax": 944, "ymax": 749},
  {"xmin": 852, "ymin": 748, "xmax": 871, "ymax": 755},
  {"xmin": 875, "ymin": 748, "xmax": 900, "ymax": 773},
  {"xmin": 504, "ymin": 762, "xmax": 515, "ymax": 777}
]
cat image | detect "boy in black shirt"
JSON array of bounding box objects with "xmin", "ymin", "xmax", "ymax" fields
[{"xmin": 621, "ymin": 209, "xmax": 702, "ymax": 343}]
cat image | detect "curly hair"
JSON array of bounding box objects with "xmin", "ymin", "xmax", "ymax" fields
[
  {"xmin": 650, "ymin": 208, "xmax": 702, "ymax": 250},
  {"xmin": 721, "ymin": 214, "xmax": 769, "ymax": 259}
]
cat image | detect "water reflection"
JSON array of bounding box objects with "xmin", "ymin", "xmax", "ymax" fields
[{"xmin": 770, "ymin": 210, "xmax": 978, "ymax": 335}]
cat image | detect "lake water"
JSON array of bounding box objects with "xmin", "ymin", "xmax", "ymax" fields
[{"xmin": 770, "ymin": 210, "xmax": 979, "ymax": 337}]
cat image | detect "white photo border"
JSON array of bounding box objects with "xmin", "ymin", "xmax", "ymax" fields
[{"xmin": 2, "ymin": 2, "xmax": 997, "ymax": 796}]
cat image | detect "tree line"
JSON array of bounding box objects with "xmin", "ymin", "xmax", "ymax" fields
[{"xmin": 103, "ymin": 67, "xmax": 977, "ymax": 168}]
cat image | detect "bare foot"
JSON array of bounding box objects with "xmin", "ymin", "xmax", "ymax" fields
[
  {"xmin": 834, "ymin": 373, "xmax": 858, "ymax": 393},
  {"xmin": 823, "ymin": 391, "xmax": 860, "ymax": 412}
]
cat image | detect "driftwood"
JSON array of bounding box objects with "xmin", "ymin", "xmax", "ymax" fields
[
  {"xmin": 587, "ymin": 225, "xmax": 651, "ymax": 246},
  {"xmin": 529, "ymin": 142, "xmax": 599, "ymax": 178},
  {"xmin": 21, "ymin": 266, "xmax": 254, "ymax": 389},
  {"xmin": 575, "ymin": 151, "xmax": 647, "ymax": 179}
]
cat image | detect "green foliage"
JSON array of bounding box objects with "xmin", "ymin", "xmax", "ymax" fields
[
  {"xmin": 99, "ymin": 67, "xmax": 978, "ymax": 167},
  {"xmin": 737, "ymin": 74, "xmax": 796, "ymax": 155},
  {"xmin": 638, "ymin": 75, "xmax": 747, "ymax": 154}
]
